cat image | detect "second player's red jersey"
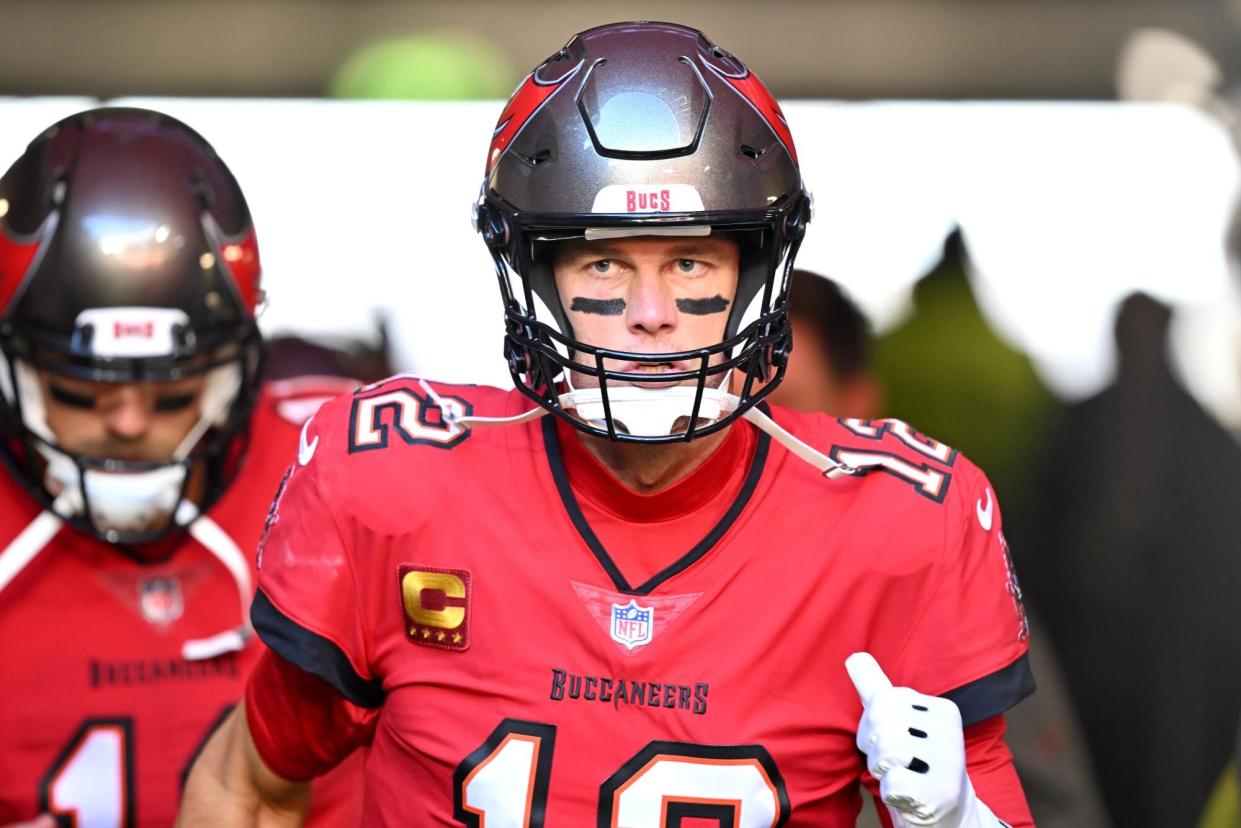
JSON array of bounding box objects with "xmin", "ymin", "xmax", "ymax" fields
[
  {"xmin": 252, "ymin": 377, "xmax": 1034, "ymax": 825},
  {"xmin": 0, "ymin": 377, "xmax": 361, "ymax": 827}
]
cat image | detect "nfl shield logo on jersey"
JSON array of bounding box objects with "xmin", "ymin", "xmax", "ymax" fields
[
  {"xmin": 139, "ymin": 577, "xmax": 184, "ymax": 626},
  {"xmin": 610, "ymin": 599, "xmax": 653, "ymax": 650},
  {"xmin": 573, "ymin": 582, "xmax": 700, "ymax": 656}
]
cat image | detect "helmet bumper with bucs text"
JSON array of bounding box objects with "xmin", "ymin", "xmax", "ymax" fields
[
  {"xmin": 475, "ymin": 21, "xmax": 811, "ymax": 443},
  {"xmin": 0, "ymin": 108, "xmax": 264, "ymax": 545}
]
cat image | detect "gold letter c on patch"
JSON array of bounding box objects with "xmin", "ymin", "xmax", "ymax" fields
[{"xmin": 401, "ymin": 570, "xmax": 466, "ymax": 629}]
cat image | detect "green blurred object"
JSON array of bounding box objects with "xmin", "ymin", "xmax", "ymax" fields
[
  {"xmin": 1198, "ymin": 763, "xmax": 1241, "ymax": 828},
  {"xmin": 873, "ymin": 233, "xmax": 1060, "ymax": 510},
  {"xmin": 329, "ymin": 31, "xmax": 516, "ymax": 100}
]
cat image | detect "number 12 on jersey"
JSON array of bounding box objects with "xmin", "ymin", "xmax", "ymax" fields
[{"xmin": 453, "ymin": 719, "xmax": 790, "ymax": 827}]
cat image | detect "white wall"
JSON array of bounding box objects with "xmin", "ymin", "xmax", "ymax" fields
[{"xmin": 3, "ymin": 98, "xmax": 1238, "ymax": 421}]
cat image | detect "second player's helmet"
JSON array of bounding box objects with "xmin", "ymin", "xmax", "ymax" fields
[
  {"xmin": 0, "ymin": 108, "xmax": 264, "ymax": 544},
  {"xmin": 476, "ymin": 21, "xmax": 811, "ymax": 442}
]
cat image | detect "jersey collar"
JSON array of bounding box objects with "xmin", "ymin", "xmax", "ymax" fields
[
  {"xmin": 552, "ymin": 415, "xmax": 755, "ymax": 523},
  {"xmin": 542, "ymin": 410, "xmax": 771, "ymax": 594}
]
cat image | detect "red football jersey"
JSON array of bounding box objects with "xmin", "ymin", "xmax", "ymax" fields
[
  {"xmin": 251, "ymin": 378, "xmax": 1034, "ymax": 826},
  {"xmin": 0, "ymin": 377, "xmax": 362, "ymax": 827}
]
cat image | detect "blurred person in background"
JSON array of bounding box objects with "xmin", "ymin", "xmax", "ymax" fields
[
  {"xmin": 872, "ymin": 233, "xmax": 1060, "ymax": 527},
  {"xmin": 1199, "ymin": 194, "xmax": 1241, "ymax": 828},
  {"xmin": 767, "ymin": 269, "xmax": 882, "ymax": 420},
  {"xmin": 0, "ymin": 108, "xmax": 363, "ymax": 827},
  {"xmin": 1112, "ymin": 30, "xmax": 1241, "ymax": 824},
  {"xmin": 773, "ymin": 268, "xmax": 1110, "ymax": 827},
  {"xmin": 1020, "ymin": 292, "xmax": 1241, "ymax": 827}
]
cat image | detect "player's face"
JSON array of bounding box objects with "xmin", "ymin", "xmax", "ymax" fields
[
  {"xmin": 38, "ymin": 370, "xmax": 207, "ymax": 462},
  {"xmin": 552, "ymin": 235, "xmax": 740, "ymax": 389}
]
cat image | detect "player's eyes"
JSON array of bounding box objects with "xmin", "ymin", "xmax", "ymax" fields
[
  {"xmin": 589, "ymin": 260, "xmax": 614, "ymax": 274},
  {"xmin": 153, "ymin": 393, "xmax": 197, "ymax": 412},
  {"xmin": 48, "ymin": 384, "xmax": 96, "ymax": 410},
  {"xmin": 675, "ymin": 259, "xmax": 706, "ymax": 275},
  {"xmin": 49, "ymin": 383, "xmax": 197, "ymax": 413}
]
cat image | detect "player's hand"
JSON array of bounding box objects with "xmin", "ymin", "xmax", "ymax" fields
[{"xmin": 846, "ymin": 652, "xmax": 1008, "ymax": 828}]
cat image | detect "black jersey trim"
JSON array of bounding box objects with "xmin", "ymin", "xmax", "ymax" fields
[
  {"xmin": 542, "ymin": 410, "xmax": 770, "ymax": 595},
  {"xmin": 943, "ymin": 652, "xmax": 1036, "ymax": 727},
  {"xmin": 251, "ymin": 588, "xmax": 384, "ymax": 709}
]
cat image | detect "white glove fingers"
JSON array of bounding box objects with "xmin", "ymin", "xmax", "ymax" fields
[
  {"xmin": 846, "ymin": 651, "xmax": 892, "ymax": 707},
  {"xmin": 864, "ymin": 731, "xmax": 934, "ymax": 778},
  {"xmin": 867, "ymin": 746, "xmax": 919, "ymax": 779}
]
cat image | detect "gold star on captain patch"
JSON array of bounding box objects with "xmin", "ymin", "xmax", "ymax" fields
[
  {"xmin": 452, "ymin": 632, "xmax": 463, "ymax": 644},
  {"xmin": 421, "ymin": 629, "xmax": 431, "ymax": 639},
  {"xmin": 436, "ymin": 631, "xmax": 446, "ymax": 641}
]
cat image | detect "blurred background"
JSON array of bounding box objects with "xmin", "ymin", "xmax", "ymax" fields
[
  {"xmin": 4, "ymin": 2, "xmax": 1241, "ymax": 826},
  {"xmin": 2, "ymin": 0, "xmax": 1241, "ymax": 99}
]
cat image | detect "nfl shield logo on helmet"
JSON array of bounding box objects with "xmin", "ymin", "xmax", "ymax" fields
[
  {"xmin": 139, "ymin": 577, "xmax": 184, "ymax": 626},
  {"xmin": 610, "ymin": 599, "xmax": 653, "ymax": 651}
]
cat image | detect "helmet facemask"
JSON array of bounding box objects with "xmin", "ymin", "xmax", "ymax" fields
[
  {"xmin": 481, "ymin": 207, "xmax": 806, "ymax": 442},
  {"xmin": 0, "ymin": 316, "xmax": 262, "ymax": 545}
]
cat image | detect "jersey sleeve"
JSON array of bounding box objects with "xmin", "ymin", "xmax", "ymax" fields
[
  {"xmin": 893, "ymin": 464, "xmax": 1034, "ymax": 726},
  {"xmin": 250, "ymin": 410, "xmax": 383, "ymax": 710},
  {"xmin": 245, "ymin": 648, "xmax": 378, "ymax": 781}
]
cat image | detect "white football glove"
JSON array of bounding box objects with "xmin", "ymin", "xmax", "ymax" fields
[{"xmin": 846, "ymin": 652, "xmax": 1010, "ymax": 828}]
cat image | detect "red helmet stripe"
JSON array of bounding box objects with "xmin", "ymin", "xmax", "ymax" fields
[
  {"xmin": 0, "ymin": 226, "xmax": 41, "ymax": 319},
  {"xmin": 219, "ymin": 228, "xmax": 262, "ymax": 315},
  {"xmin": 715, "ymin": 68, "xmax": 799, "ymax": 165},
  {"xmin": 486, "ymin": 63, "xmax": 581, "ymax": 174}
]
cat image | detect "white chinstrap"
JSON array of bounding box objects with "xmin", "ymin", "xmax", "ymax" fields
[{"xmin": 416, "ymin": 376, "xmax": 857, "ymax": 480}]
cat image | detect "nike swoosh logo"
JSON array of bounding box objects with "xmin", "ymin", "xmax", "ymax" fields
[
  {"xmin": 298, "ymin": 416, "xmax": 318, "ymax": 466},
  {"xmin": 976, "ymin": 487, "xmax": 994, "ymax": 531}
]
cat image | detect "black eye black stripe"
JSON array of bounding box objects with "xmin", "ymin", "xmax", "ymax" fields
[
  {"xmin": 676, "ymin": 295, "xmax": 729, "ymax": 315},
  {"xmin": 570, "ymin": 297, "xmax": 626, "ymax": 315},
  {"xmin": 154, "ymin": 393, "xmax": 197, "ymax": 412},
  {"xmin": 48, "ymin": 385, "xmax": 96, "ymax": 409},
  {"xmin": 569, "ymin": 296, "xmax": 731, "ymax": 316},
  {"xmin": 48, "ymin": 384, "xmax": 196, "ymax": 412}
]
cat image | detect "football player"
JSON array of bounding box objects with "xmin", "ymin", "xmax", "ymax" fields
[
  {"xmin": 0, "ymin": 109, "xmax": 361, "ymax": 826},
  {"xmin": 180, "ymin": 22, "xmax": 1035, "ymax": 826}
]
